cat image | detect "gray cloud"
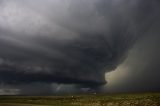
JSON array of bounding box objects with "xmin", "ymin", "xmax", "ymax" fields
[{"xmin": 0, "ymin": 0, "xmax": 160, "ymax": 94}]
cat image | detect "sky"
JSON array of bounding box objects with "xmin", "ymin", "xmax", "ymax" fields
[{"xmin": 0, "ymin": 0, "xmax": 160, "ymax": 95}]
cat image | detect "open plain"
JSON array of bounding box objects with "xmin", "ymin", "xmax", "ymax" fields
[{"xmin": 0, "ymin": 93, "xmax": 159, "ymax": 106}]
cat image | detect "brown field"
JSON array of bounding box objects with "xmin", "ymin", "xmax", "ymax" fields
[{"xmin": 0, "ymin": 93, "xmax": 160, "ymax": 106}]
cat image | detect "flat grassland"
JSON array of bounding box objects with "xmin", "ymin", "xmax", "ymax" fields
[{"xmin": 0, "ymin": 93, "xmax": 160, "ymax": 106}]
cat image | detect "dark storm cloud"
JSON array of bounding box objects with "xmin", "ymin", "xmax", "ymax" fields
[
  {"xmin": 105, "ymin": 0, "xmax": 160, "ymax": 92},
  {"xmin": 106, "ymin": 36, "xmax": 160, "ymax": 93},
  {"xmin": 107, "ymin": 30, "xmax": 160, "ymax": 93},
  {"xmin": 0, "ymin": 0, "xmax": 160, "ymax": 94}
]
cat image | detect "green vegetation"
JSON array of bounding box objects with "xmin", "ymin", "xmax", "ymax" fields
[{"xmin": 0, "ymin": 93, "xmax": 160, "ymax": 106}]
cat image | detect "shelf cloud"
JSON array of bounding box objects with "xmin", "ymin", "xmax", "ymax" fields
[{"xmin": 0, "ymin": 0, "xmax": 160, "ymax": 94}]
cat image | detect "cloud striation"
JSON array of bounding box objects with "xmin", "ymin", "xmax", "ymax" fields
[{"xmin": 0, "ymin": 0, "xmax": 160, "ymax": 94}]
